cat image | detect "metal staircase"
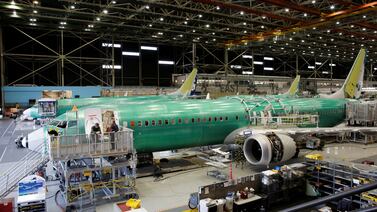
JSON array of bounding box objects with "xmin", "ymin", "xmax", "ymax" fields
[{"xmin": 0, "ymin": 143, "xmax": 49, "ymax": 199}]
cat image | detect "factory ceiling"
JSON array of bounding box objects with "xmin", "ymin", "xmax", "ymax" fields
[{"xmin": 0, "ymin": 0, "xmax": 377, "ymax": 62}]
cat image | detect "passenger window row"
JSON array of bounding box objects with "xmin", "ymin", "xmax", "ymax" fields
[{"xmin": 129, "ymin": 115, "xmax": 241, "ymax": 127}]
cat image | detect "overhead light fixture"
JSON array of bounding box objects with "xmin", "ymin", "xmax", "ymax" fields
[
  {"xmin": 240, "ymin": 11, "xmax": 244, "ymax": 15},
  {"xmin": 330, "ymin": 5, "xmax": 335, "ymax": 10},
  {"xmin": 70, "ymin": 5, "xmax": 75, "ymax": 9},
  {"xmin": 216, "ymin": 6, "xmax": 220, "ymax": 10},
  {"xmin": 145, "ymin": 5, "xmax": 150, "ymax": 9},
  {"xmin": 157, "ymin": 32, "xmax": 163, "ymax": 35},
  {"xmin": 312, "ymin": 0, "xmax": 316, "ymax": 3},
  {"xmin": 205, "ymin": 24, "xmax": 210, "ymax": 28},
  {"xmin": 96, "ymin": 17, "xmax": 101, "ymax": 21},
  {"xmin": 212, "ymin": 38, "xmax": 216, "ymax": 41},
  {"xmin": 58, "ymin": 26, "xmax": 65, "ymax": 29},
  {"xmin": 140, "ymin": 46, "xmax": 157, "ymax": 51},
  {"xmin": 29, "ymin": 18, "xmax": 37, "ymax": 22},
  {"xmin": 243, "ymin": 22, "xmax": 247, "ymax": 26},
  {"xmin": 262, "ymin": 16, "xmax": 266, "ymax": 19},
  {"xmin": 103, "ymin": 9, "xmax": 108, "ymax": 14},
  {"xmin": 102, "ymin": 43, "xmax": 121, "ymax": 48},
  {"xmin": 184, "ymin": 21, "xmax": 188, "ymax": 24},
  {"xmin": 102, "ymin": 65, "xmax": 121, "ymax": 69},
  {"xmin": 148, "ymin": 24, "xmax": 152, "ymax": 27},
  {"xmin": 11, "ymin": 10, "xmax": 19, "ymax": 18},
  {"xmin": 315, "ymin": 62, "xmax": 322, "ymax": 65},
  {"xmin": 198, "ymin": 14, "xmax": 202, "ymax": 18},
  {"xmin": 322, "ymin": 71, "xmax": 329, "ymax": 74},
  {"xmin": 285, "ymin": 8, "xmax": 289, "ymax": 12},
  {"xmin": 264, "ymin": 67, "xmax": 274, "ymax": 71},
  {"xmin": 243, "ymin": 30, "xmax": 247, "ymax": 33},
  {"xmin": 363, "ymin": 15, "xmax": 366, "ymax": 18},
  {"xmin": 336, "ymin": 21, "xmax": 340, "ymax": 25},
  {"xmin": 60, "ymin": 21, "xmax": 67, "ymax": 25},
  {"xmin": 111, "ymin": 0, "xmax": 116, "ymax": 3},
  {"xmin": 179, "ymin": 34, "xmax": 183, "ymax": 37},
  {"xmin": 33, "ymin": 1, "xmax": 39, "ymax": 4},
  {"xmin": 88, "ymin": 24, "xmax": 94, "ymax": 28},
  {"xmin": 242, "ymin": 55, "xmax": 252, "ymax": 59},
  {"xmin": 192, "ymin": 29, "xmax": 196, "ymax": 32},
  {"xmin": 308, "ymin": 66, "xmax": 315, "ymax": 69},
  {"xmin": 122, "ymin": 51, "xmax": 140, "ymax": 56},
  {"xmin": 212, "ymin": 32, "xmax": 215, "ymax": 35},
  {"xmin": 362, "ymin": 28, "xmax": 366, "ymax": 31},
  {"xmin": 253, "ymin": 61, "xmax": 263, "ymax": 65},
  {"xmin": 84, "ymin": 28, "xmax": 91, "ymax": 31},
  {"xmin": 329, "ymin": 63, "xmax": 336, "ymax": 66},
  {"xmin": 160, "ymin": 17, "xmax": 164, "ymax": 21},
  {"xmin": 304, "ymin": 13, "xmax": 307, "ymax": 17},
  {"xmin": 242, "ymin": 71, "xmax": 253, "ymax": 75},
  {"xmin": 261, "ymin": 25, "xmax": 265, "ymax": 29},
  {"xmin": 158, "ymin": 60, "xmax": 174, "ymax": 65},
  {"xmin": 230, "ymin": 65, "xmax": 242, "ymax": 69},
  {"xmin": 33, "ymin": 10, "xmax": 38, "ymax": 14},
  {"xmin": 263, "ymin": 57, "xmax": 274, "ymax": 61},
  {"xmin": 30, "ymin": 23, "xmax": 37, "ymax": 26}
]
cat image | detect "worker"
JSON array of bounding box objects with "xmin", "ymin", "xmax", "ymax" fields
[
  {"xmin": 91, "ymin": 123, "xmax": 101, "ymax": 151},
  {"xmin": 110, "ymin": 120, "xmax": 119, "ymax": 150}
]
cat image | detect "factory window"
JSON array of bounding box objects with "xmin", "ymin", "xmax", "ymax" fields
[
  {"xmin": 171, "ymin": 119, "xmax": 176, "ymax": 125},
  {"xmin": 130, "ymin": 121, "xmax": 135, "ymax": 127},
  {"xmin": 151, "ymin": 120, "xmax": 156, "ymax": 126},
  {"xmin": 138, "ymin": 121, "xmax": 142, "ymax": 127},
  {"xmin": 184, "ymin": 118, "xmax": 189, "ymax": 124},
  {"xmin": 236, "ymin": 116, "xmax": 239, "ymax": 120},
  {"xmin": 209, "ymin": 117, "xmax": 212, "ymax": 122},
  {"xmin": 145, "ymin": 120, "xmax": 149, "ymax": 126},
  {"xmin": 165, "ymin": 120, "xmax": 169, "ymax": 125},
  {"xmin": 178, "ymin": 118, "xmax": 182, "ymax": 124},
  {"xmin": 220, "ymin": 117, "xmax": 223, "ymax": 121},
  {"xmin": 197, "ymin": 118, "xmax": 201, "ymax": 123},
  {"xmin": 158, "ymin": 120, "xmax": 162, "ymax": 126},
  {"xmin": 202, "ymin": 117, "xmax": 207, "ymax": 122},
  {"xmin": 214, "ymin": 117, "xmax": 218, "ymax": 122},
  {"xmin": 192, "ymin": 118, "xmax": 195, "ymax": 123}
]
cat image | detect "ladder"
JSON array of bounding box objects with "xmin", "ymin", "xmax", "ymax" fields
[{"xmin": 0, "ymin": 143, "xmax": 49, "ymax": 199}]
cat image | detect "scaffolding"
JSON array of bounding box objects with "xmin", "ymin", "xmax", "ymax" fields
[{"xmin": 52, "ymin": 129, "xmax": 137, "ymax": 210}]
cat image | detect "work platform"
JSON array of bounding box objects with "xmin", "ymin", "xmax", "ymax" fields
[{"xmin": 49, "ymin": 129, "xmax": 134, "ymax": 160}]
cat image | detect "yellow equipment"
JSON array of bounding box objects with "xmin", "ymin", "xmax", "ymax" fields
[
  {"xmin": 126, "ymin": 198, "xmax": 141, "ymax": 209},
  {"xmin": 305, "ymin": 154, "xmax": 323, "ymax": 161}
]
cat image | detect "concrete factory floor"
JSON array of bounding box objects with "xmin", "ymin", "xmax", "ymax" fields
[{"xmin": 2, "ymin": 118, "xmax": 377, "ymax": 211}]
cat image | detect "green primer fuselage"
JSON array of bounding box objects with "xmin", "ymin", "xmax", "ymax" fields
[{"xmin": 56, "ymin": 97, "xmax": 349, "ymax": 153}]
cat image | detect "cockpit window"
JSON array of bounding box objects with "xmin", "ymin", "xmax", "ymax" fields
[
  {"xmin": 57, "ymin": 121, "xmax": 67, "ymax": 128},
  {"xmin": 48, "ymin": 120, "xmax": 61, "ymax": 126},
  {"xmin": 68, "ymin": 120, "xmax": 77, "ymax": 128}
]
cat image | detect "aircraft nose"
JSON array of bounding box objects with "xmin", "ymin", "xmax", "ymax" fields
[{"xmin": 22, "ymin": 127, "xmax": 46, "ymax": 151}]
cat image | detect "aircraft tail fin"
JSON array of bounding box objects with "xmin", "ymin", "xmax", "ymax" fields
[
  {"xmin": 284, "ymin": 75, "xmax": 300, "ymax": 96},
  {"xmin": 322, "ymin": 48, "xmax": 365, "ymax": 99},
  {"xmin": 169, "ymin": 68, "xmax": 198, "ymax": 97}
]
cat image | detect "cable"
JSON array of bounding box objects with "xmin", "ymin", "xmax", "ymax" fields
[{"xmin": 54, "ymin": 190, "xmax": 65, "ymax": 211}]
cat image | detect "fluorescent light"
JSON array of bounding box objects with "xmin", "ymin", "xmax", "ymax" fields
[
  {"xmin": 230, "ymin": 65, "xmax": 242, "ymax": 69},
  {"xmin": 263, "ymin": 57, "xmax": 274, "ymax": 61},
  {"xmin": 242, "ymin": 71, "xmax": 253, "ymax": 75},
  {"xmin": 122, "ymin": 51, "xmax": 139, "ymax": 56},
  {"xmin": 315, "ymin": 62, "xmax": 322, "ymax": 65},
  {"xmin": 102, "ymin": 65, "xmax": 121, "ymax": 69},
  {"xmin": 102, "ymin": 43, "xmax": 121, "ymax": 48},
  {"xmin": 242, "ymin": 55, "xmax": 253, "ymax": 59},
  {"xmin": 140, "ymin": 46, "xmax": 157, "ymax": 51},
  {"xmin": 329, "ymin": 63, "xmax": 336, "ymax": 67},
  {"xmin": 253, "ymin": 61, "xmax": 263, "ymax": 65},
  {"xmin": 158, "ymin": 60, "xmax": 174, "ymax": 65},
  {"xmin": 308, "ymin": 66, "xmax": 315, "ymax": 69},
  {"xmin": 264, "ymin": 67, "xmax": 274, "ymax": 71},
  {"xmin": 374, "ymin": 67, "xmax": 377, "ymax": 70},
  {"xmin": 322, "ymin": 71, "xmax": 329, "ymax": 74}
]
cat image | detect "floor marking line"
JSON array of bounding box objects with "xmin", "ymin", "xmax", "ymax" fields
[
  {"xmin": 0, "ymin": 146, "xmax": 8, "ymax": 163},
  {"xmin": 1, "ymin": 121, "xmax": 14, "ymax": 138}
]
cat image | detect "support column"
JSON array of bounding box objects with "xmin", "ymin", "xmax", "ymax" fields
[
  {"xmin": 138, "ymin": 44, "xmax": 142, "ymax": 86},
  {"xmin": 330, "ymin": 59, "xmax": 333, "ymax": 93},
  {"xmin": 192, "ymin": 42, "xmax": 196, "ymax": 68},
  {"xmin": 0, "ymin": 26, "xmax": 5, "ymax": 114},
  {"xmin": 295, "ymin": 54, "xmax": 299, "ymax": 76},
  {"xmin": 61, "ymin": 30, "xmax": 64, "ymax": 86},
  {"xmin": 224, "ymin": 48, "xmax": 229, "ymax": 77},
  {"xmin": 111, "ymin": 36, "xmax": 115, "ymax": 87},
  {"xmin": 157, "ymin": 48, "xmax": 160, "ymax": 87}
]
